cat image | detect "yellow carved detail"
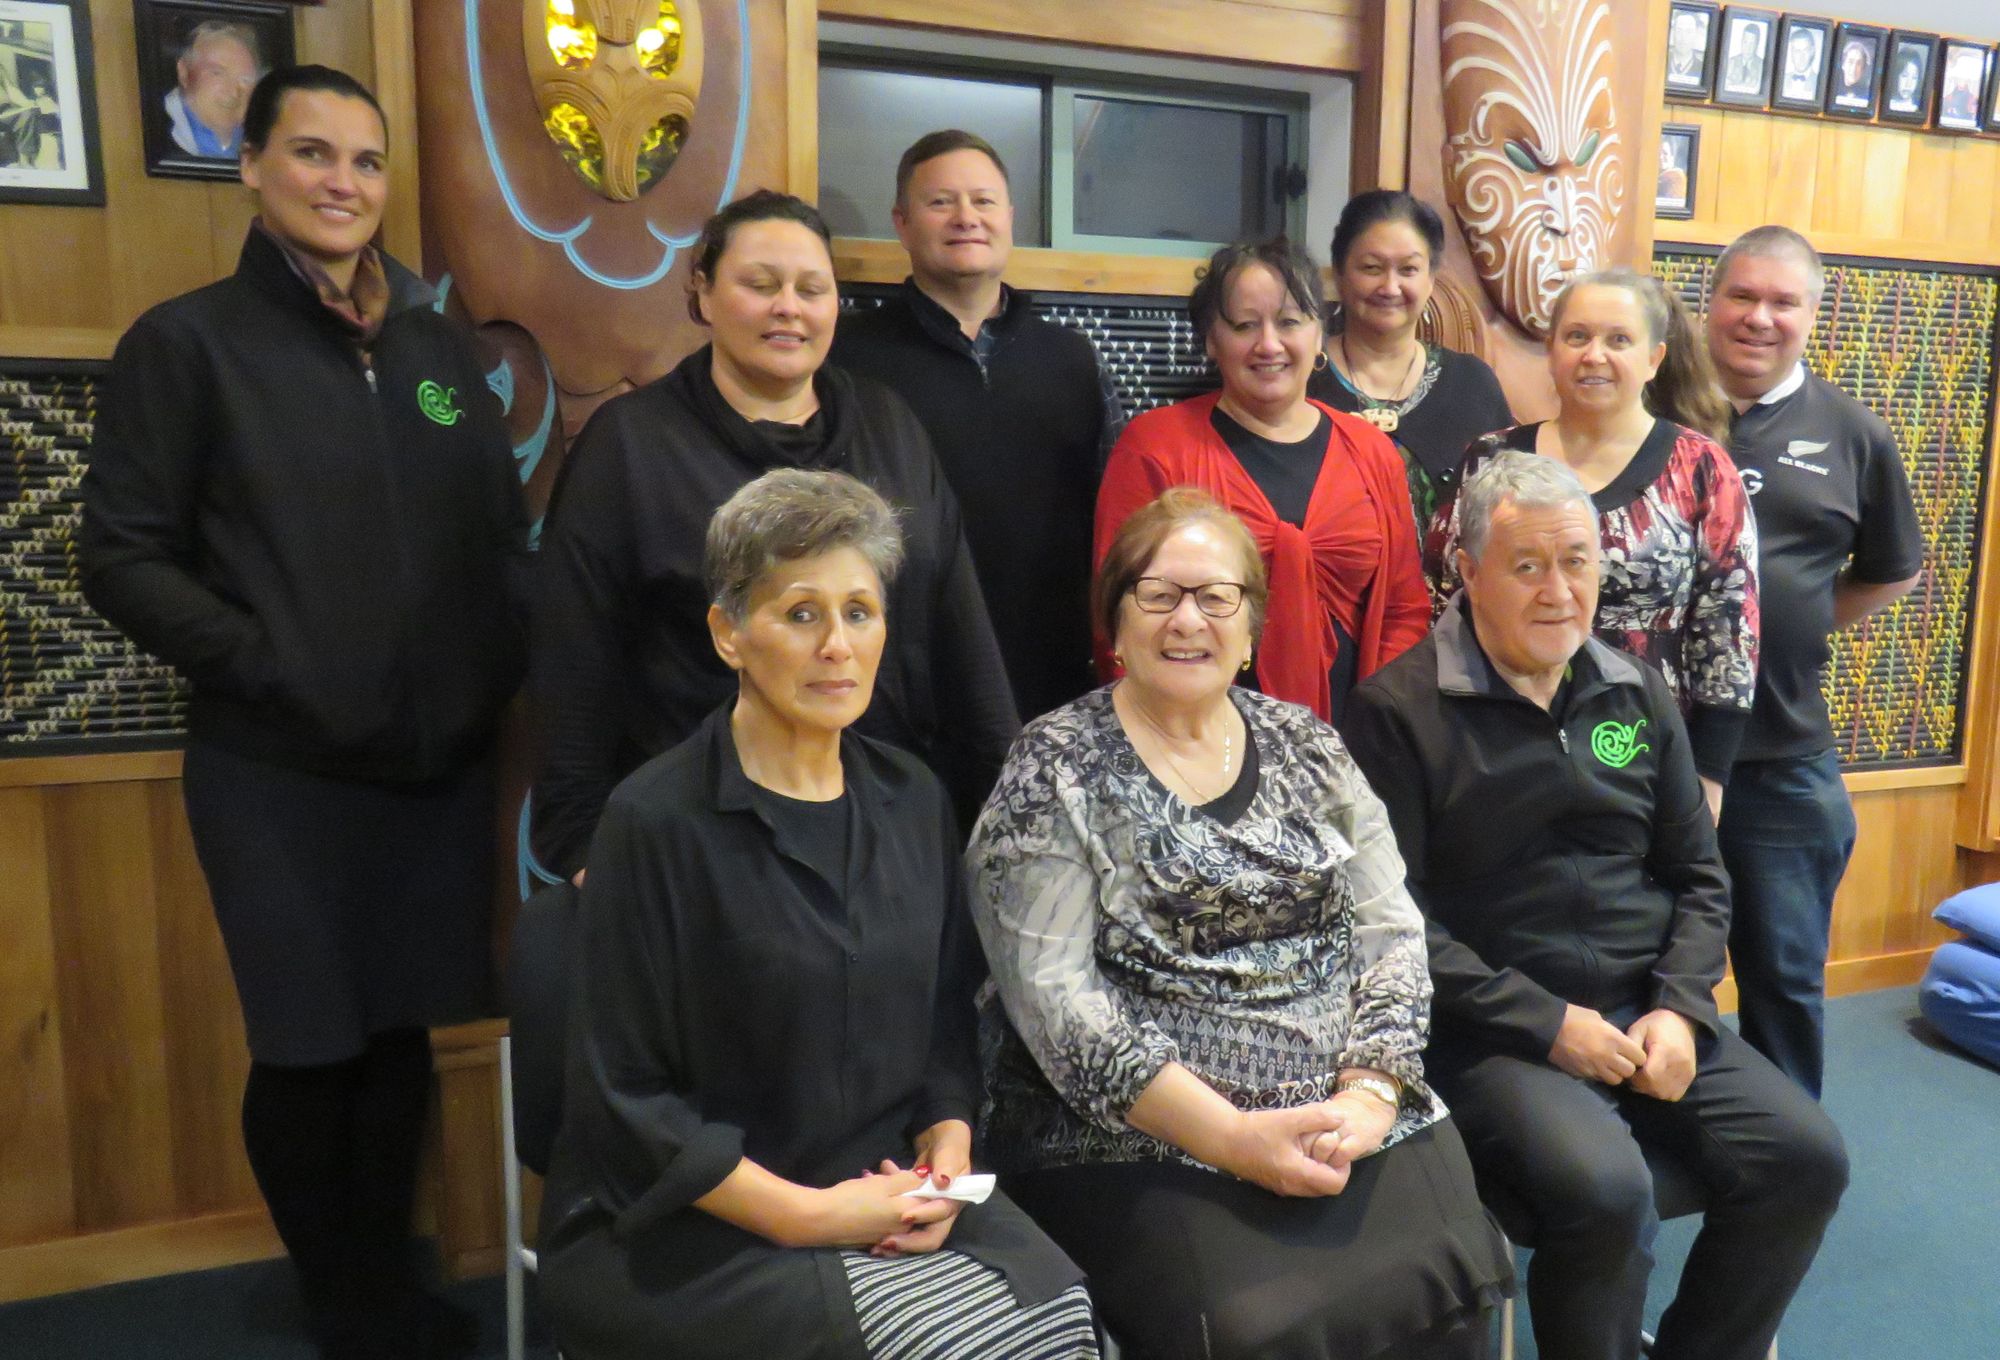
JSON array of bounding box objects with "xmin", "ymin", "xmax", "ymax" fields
[{"xmin": 524, "ymin": 0, "xmax": 704, "ymax": 202}]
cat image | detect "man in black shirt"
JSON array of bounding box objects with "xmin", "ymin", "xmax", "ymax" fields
[
  {"xmin": 1705, "ymin": 226, "xmax": 1924, "ymax": 1097},
  {"xmin": 831, "ymin": 130, "xmax": 1125, "ymax": 723}
]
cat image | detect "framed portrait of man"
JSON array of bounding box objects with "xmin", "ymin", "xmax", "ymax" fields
[
  {"xmin": 1655, "ymin": 124, "xmax": 1698, "ymax": 220},
  {"xmin": 1880, "ymin": 32, "xmax": 1938, "ymax": 126},
  {"xmin": 1770, "ymin": 14, "xmax": 1833, "ymax": 114},
  {"xmin": 1714, "ymin": 6, "xmax": 1778, "ymax": 108},
  {"xmin": 1664, "ymin": 1, "xmax": 1720, "ymax": 101},
  {"xmin": 134, "ymin": 0, "xmax": 294, "ymax": 181},
  {"xmin": 1934, "ymin": 39, "xmax": 1991, "ymax": 133},
  {"xmin": 0, "ymin": 0, "xmax": 105, "ymax": 205},
  {"xmin": 1826, "ymin": 23, "xmax": 1886, "ymax": 119}
]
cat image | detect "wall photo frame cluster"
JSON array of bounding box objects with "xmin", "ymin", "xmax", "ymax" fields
[{"xmin": 1665, "ymin": 2, "xmax": 2000, "ymax": 135}]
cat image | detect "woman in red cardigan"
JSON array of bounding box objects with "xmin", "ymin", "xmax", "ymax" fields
[{"xmin": 1095, "ymin": 238, "xmax": 1430, "ymax": 723}]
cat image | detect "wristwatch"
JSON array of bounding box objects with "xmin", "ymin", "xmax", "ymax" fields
[{"xmin": 1336, "ymin": 1075, "xmax": 1402, "ymax": 1109}]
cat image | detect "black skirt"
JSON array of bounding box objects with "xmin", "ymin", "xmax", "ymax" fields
[
  {"xmin": 1004, "ymin": 1119, "xmax": 1513, "ymax": 1360},
  {"xmin": 180, "ymin": 739, "xmax": 496, "ymax": 1066}
]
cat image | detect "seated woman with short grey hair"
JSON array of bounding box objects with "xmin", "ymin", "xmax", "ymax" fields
[{"xmin": 536, "ymin": 468, "xmax": 1097, "ymax": 1360}]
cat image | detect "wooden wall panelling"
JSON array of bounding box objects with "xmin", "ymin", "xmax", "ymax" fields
[
  {"xmin": 0, "ymin": 789, "xmax": 75, "ymax": 1249},
  {"xmin": 787, "ymin": 0, "xmax": 819, "ymax": 197},
  {"xmin": 43, "ymin": 782, "xmax": 177, "ymax": 1232},
  {"xmin": 1661, "ymin": 102, "xmax": 2000, "ymax": 264},
  {"xmin": 818, "ymin": 0, "xmax": 1365, "ymax": 72},
  {"xmin": 1352, "ymin": 0, "xmax": 1413, "ymax": 191},
  {"xmin": 367, "ymin": 0, "xmax": 423, "ymax": 267},
  {"xmin": 147, "ymin": 782, "xmax": 258, "ymax": 1217}
]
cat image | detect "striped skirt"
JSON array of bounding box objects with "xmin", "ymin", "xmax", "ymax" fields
[{"xmin": 841, "ymin": 1249, "xmax": 1098, "ymax": 1360}]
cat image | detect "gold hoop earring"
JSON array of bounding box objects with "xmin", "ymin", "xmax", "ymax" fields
[
  {"xmin": 1313, "ymin": 350, "xmax": 1330, "ymax": 372},
  {"xmin": 1240, "ymin": 657, "xmax": 1253, "ymax": 672}
]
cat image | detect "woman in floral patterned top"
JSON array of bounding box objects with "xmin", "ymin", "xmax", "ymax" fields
[
  {"xmin": 968, "ymin": 491, "xmax": 1511, "ymax": 1360},
  {"xmin": 1428, "ymin": 268, "xmax": 1758, "ymax": 813}
]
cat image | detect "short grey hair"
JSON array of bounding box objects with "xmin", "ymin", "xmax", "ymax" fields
[
  {"xmin": 1458, "ymin": 450, "xmax": 1596, "ymax": 563},
  {"xmin": 1712, "ymin": 225, "xmax": 1824, "ymax": 304},
  {"xmin": 703, "ymin": 468, "xmax": 904, "ymax": 623}
]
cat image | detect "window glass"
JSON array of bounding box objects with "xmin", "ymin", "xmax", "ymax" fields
[
  {"xmin": 1068, "ymin": 95, "xmax": 1287, "ymax": 246},
  {"xmin": 817, "ymin": 64, "xmax": 1046, "ymax": 245}
]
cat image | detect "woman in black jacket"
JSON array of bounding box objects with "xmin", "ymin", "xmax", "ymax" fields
[
  {"xmin": 530, "ymin": 190, "xmax": 1017, "ymax": 881},
  {"xmin": 538, "ymin": 468, "xmax": 1093, "ymax": 1359},
  {"xmin": 80, "ymin": 67, "xmax": 526, "ymax": 1360}
]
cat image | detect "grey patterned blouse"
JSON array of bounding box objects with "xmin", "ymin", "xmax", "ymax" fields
[{"xmin": 966, "ymin": 686, "xmax": 1446, "ymax": 1173}]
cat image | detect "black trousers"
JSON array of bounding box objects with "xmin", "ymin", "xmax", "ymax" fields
[{"xmin": 1434, "ymin": 1025, "xmax": 1848, "ymax": 1360}]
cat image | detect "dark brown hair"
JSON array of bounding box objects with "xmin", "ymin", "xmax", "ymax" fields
[
  {"xmin": 242, "ymin": 65, "xmax": 386, "ymax": 155},
  {"xmin": 1187, "ymin": 237, "xmax": 1326, "ymax": 340},
  {"xmin": 1330, "ymin": 189, "xmax": 1446, "ymax": 270},
  {"xmin": 685, "ymin": 189, "xmax": 834, "ymax": 324},
  {"xmin": 1093, "ymin": 489, "xmax": 1269, "ymax": 648},
  {"xmin": 893, "ymin": 129, "xmax": 1009, "ymax": 209}
]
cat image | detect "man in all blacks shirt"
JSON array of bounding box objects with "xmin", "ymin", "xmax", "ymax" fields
[{"xmin": 1704, "ymin": 226, "xmax": 1924, "ymax": 1098}]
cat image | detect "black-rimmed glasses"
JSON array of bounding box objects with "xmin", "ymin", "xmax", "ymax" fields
[{"xmin": 1129, "ymin": 577, "xmax": 1247, "ymax": 618}]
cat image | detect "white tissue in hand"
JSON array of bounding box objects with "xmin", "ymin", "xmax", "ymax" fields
[{"xmin": 899, "ymin": 1173, "xmax": 995, "ymax": 1204}]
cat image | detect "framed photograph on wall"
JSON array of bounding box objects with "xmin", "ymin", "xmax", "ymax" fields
[
  {"xmin": 1934, "ymin": 39, "xmax": 1990, "ymax": 133},
  {"xmin": 1714, "ymin": 7, "xmax": 1779, "ymax": 108},
  {"xmin": 1987, "ymin": 51, "xmax": 2000, "ymax": 134},
  {"xmin": 0, "ymin": 0, "xmax": 105, "ymax": 206},
  {"xmin": 1826, "ymin": 23, "xmax": 1886, "ymax": 119},
  {"xmin": 134, "ymin": 0, "xmax": 294, "ymax": 181},
  {"xmin": 1655, "ymin": 124, "xmax": 1698, "ymax": 220},
  {"xmin": 1771, "ymin": 14, "xmax": 1833, "ymax": 113},
  {"xmin": 1880, "ymin": 32, "xmax": 1939, "ymax": 126},
  {"xmin": 1665, "ymin": 1, "xmax": 1720, "ymax": 101}
]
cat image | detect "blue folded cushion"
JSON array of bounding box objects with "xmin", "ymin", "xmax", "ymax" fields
[
  {"xmin": 1933, "ymin": 882, "xmax": 2000, "ymax": 951},
  {"xmin": 1919, "ymin": 939, "xmax": 2000, "ymax": 1068}
]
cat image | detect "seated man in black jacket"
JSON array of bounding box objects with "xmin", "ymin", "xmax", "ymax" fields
[{"xmin": 1343, "ymin": 451, "xmax": 1846, "ymax": 1360}]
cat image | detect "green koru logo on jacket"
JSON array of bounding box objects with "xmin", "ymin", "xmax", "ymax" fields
[
  {"xmin": 1590, "ymin": 718, "xmax": 1649, "ymax": 768},
  {"xmin": 417, "ymin": 380, "xmax": 463, "ymax": 426}
]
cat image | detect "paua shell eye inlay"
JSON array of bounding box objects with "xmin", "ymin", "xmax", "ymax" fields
[{"xmin": 526, "ymin": 0, "xmax": 704, "ymax": 202}]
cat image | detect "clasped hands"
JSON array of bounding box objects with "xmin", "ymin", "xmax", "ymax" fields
[
  {"xmin": 1228, "ymin": 1088, "xmax": 1398, "ymax": 1199},
  {"xmin": 814, "ymin": 1118, "xmax": 973, "ymax": 1258},
  {"xmin": 1549, "ymin": 1004, "xmax": 1697, "ymax": 1100}
]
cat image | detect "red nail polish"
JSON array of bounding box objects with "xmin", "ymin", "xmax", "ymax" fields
[
  {"xmin": 936, "ymin": 1173, "xmax": 952, "ymax": 1187},
  {"xmin": 914, "ymin": 1165, "xmax": 931, "ymax": 1177}
]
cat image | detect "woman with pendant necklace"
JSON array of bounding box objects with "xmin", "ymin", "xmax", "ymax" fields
[
  {"xmin": 1308, "ymin": 191, "xmax": 1514, "ymax": 549},
  {"xmin": 1095, "ymin": 238, "xmax": 1429, "ymax": 726},
  {"xmin": 968, "ymin": 490, "xmax": 1513, "ymax": 1360}
]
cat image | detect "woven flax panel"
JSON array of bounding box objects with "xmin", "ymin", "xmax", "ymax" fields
[
  {"xmin": 842, "ymin": 286, "xmax": 1216, "ymax": 418},
  {"xmin": 1659, "ymin": 250, "xmax": 1998, "ymax": 767},
  {"xmin": 0, "ymin": 361, "xmax": 187, "ymax": 751}
]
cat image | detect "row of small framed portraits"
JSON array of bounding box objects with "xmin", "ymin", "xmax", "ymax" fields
[{"xmin": 1665, "ymin": 3, "xmax": 2000, "ymax": 134}]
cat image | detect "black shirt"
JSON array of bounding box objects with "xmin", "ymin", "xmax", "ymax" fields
[
  {"xmin": 745, "ymin": 784, "xmax": 852, "ymax": 927},
  {"xmin": 830, "ymin": 280, "xmax": 1125, "ymax": 723},
  {"xmin": 529, "ymin": 346, "xmax": 1019, "ymax": 878},
  {"xmin": 539, "ymin": 703, "xmax": 1081, "ymax": 1309},
  {"xmin": 1211, "ymin": 407, "xmax": 1329, "ymax": 527},
  {"xmin": 1726, "ymin": 370, "xmax": 1924, "ymax": 761},
  {"xmin": 1197, "ymin": 726, "xmax": 1262, "ymax": 826},
  {"xmin": 1308, "ymin": 344, "xmax": 1514, "ymax": 527}
]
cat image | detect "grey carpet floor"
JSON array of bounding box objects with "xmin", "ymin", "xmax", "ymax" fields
[{"xmin": 1, "ymin": 986, "xmax": 1993, "ymax": 1359}]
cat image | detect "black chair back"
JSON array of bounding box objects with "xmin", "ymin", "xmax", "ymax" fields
[{"xmin": 504, "ymin": 880, "xmax": 582, "ymax": 1177}]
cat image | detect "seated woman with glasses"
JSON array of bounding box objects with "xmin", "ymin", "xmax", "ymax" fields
[{"xmin": 967, "ymin": 489, "xmax": 1512, "ymax": 1360}]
